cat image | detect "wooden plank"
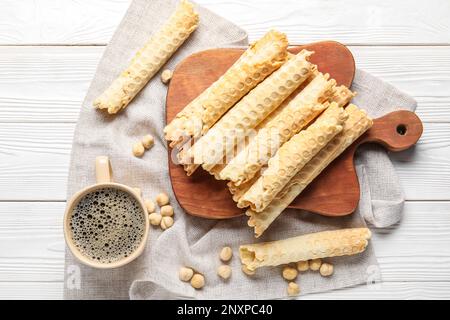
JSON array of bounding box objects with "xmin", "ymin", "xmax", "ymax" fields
[
  {"xmin": 0, "ymin": 46, "xmax": 100, "ymax": 123},
  {"xmin": 303, "ymin": 282, "xmax": 450, "ymax": 300},
  {"xmin": 1, "ymin": 201, "xmax": 450, "ymax": 283},
  {"xmin": 0, "ymin": 0, "xmax": 449, "ymax": 45},
  {"xmin": 0, "ymin": 202, "xmax": 64, "ymax": 282},
  {"xmin": 0, "ymin": 0, "xmax": 130, "ymax": 45},
  {"xmin": 0, "ymin": 46, "xmax": 448, "ymax": 123},
  {"xmin": 0, "ymin": 282, "xmax": 63, "ymax": 300},
  {"xmin": 0, "ymin": 121, "xmax": 448, "ymax": 200},
  {"xmin": 0, "ymin": 123, "xmax": 72, "ymax": 200},
  {"xmin": 1, "ymin": 281, "xmax": 449, "ymax": 299}
]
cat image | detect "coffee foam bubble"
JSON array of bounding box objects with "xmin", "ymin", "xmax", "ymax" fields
[{"xmin": 69, "ymin": 187, "xmax": 145, "ymax": 264}]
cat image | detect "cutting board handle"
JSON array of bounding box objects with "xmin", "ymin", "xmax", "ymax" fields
[{"xmin": 358, "ymin": 110, "xmax": 423, "ymax": 152}]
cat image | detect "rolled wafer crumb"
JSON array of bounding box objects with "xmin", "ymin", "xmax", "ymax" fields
[
  {"xmin": 148, "ymin": 213, "xmax": 162, "ymax": 226},
  {"xmin": 287, "ymin": 282, "xmax": 300, "ymax": 296},
  {"xmin": 282, "ymin": 266, "xmax": 298, "ymax": 281},
  {"xmin": 219, "ymin": 246, "xmax": 233, "ymax": 262},
  {"xmin": 132, "ymin": 142, "xmax": 145, "ymax": 157},
  {"xmin": 179, "ymin": 267, "xmax": 194, "ymax": 282},
  {"xmin": 160, "ymin": 216, "xmax": 174, "ymax": 230},
  {"xmin": 241, "ymin": 265, "xmax": 255, "ymax": 276},
  {"xmin": 156, "ymin": 193, "xmax": 170, "ymax": 206},
  {"xmin": 142, "ymin": 135, "xmax": 154, "ymax": 149},
  {"xmin": 161, "ymin": 69, "xmax": 173, "ymax": 84},
  {"xmin": 217, "ymin": 265, "xmax": 232, "ymax": 280},
  {"xmin": 319, "ymin": 263, "xmax": 334, "ymax": 277},
  {"xmin": 309, "ymin": 258, "xmax": 322, "ymax": 271},
  {"xmin": 297, "ymin": 261, "xmax": 309, "ymax": 272},
  {"xmin": 190, "ymin": 273, "xmax": 205, "ymax": 289},
  {"xmin": 160, "ymin": 205, "xmax": 174, "ymax": 217},
  {"xmin": 145, "ymin": 199, "xmax": 156, "ymax": 213}
]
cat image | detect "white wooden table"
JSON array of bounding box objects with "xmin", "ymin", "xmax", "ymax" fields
[{"xmin": 0, "ymin": 0, "xmax": 449, "ymax": 299}]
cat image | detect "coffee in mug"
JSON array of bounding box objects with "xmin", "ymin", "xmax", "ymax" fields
[
  {"xmin": 69, "ymin": 187, "xmax": 146, "ymax": 264},
  {"xmin": 64, "ymin": 156, "xmax": 149, "ymax": 269}
]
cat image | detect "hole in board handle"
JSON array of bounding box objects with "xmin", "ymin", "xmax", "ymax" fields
[{"xmin": 396, "ymin": 124, "xmax": 407, "ymax": 135}]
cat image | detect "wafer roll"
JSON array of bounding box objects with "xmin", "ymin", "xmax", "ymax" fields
[
  {"xmin": 94, "ymin": 0, "xmax": 199, "ymax": 114},
  {"xmin": 247, "ymin": 104, "xmax": 373, "ymax": 237},
  {"xmin": 238, "ymin": 103, "xmax": 347, "ymax": 212},
  {"xmin": 219, "ymin": 72, "xmax": 336, "ymax": 186},
  {"xmin": 180, "ymin": 50, "xmax": 314, "ymax": 174},
  {"xmin": 164, "ymin": 30, "xmax": 289, "ymax": 148},
  {"xmin": 209, "ymin": 164, "xmax": 227, "ymax": 180},
  {"xmin": 240, "ymin": 228, "xmax": 371, "ymax": 270},
  {"xmin": 228, "ymin": 174, "xmax": 260, "ymax": 203},
  {"xmin": 330, "ymin": 85, "xmax": 356, "ymax": 107}
]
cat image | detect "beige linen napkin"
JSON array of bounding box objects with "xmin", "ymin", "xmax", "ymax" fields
[{"xmin": 64, "ymin": 0, "xmax": 416, "ymax": 299}]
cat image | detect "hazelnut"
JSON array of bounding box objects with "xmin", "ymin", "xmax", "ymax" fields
[
  {"xmin": 309, "ymin": 258, "xmax": 322, "ymax": 271},
  {"xmin": 190, "ymin": 273, "xmax": 205, "ymax": 289},
  {"xmin": 155, "ymin": 193, "xmax": 170, "ymax": 206},
  {"xmin": 319, "ymin": 263, "xmax": 334, "ymax": 277},
  {"xmin": 179, "ymin": 267, "xmax": 194, "ymax": 282},
  {"xmin": 161, "ymin": 69, "xmax": 173, "ymax": 84},
  {"xmin": 296, "ymin": 260, "xmax": 309, "ymax": 272},
  {"xmin": 145, "ymin": 199, "xmax": 156, "ymax": 213},
  {"xmin": 287, "ymin": 282, "xmax": 300, "ymax": 296},
  {"xmin": 217, "ymin": 265, "xmax": 232, "ymax": 280},
  {"xmin": 219, "ymin": 246, "xmax": 233, "ymax": 262},
  {"xmin": 160, "ymin": 216, "xmax": 174, "ymax": 230},
  {"xmin": 160, "ymin": 205, "xmax": 174, "ymax": 217},
  {"xmin": 282, "ymin": 266, "xmax": 298, "ymax": 281},
  {"xmin": 132, "ymin": 142, "xmax": 145, "ymax": 157},
  {"xmin": 148, "ymin": 213, "xmax": 162, "ymax": 226},
  {"xmin": 142, "ymin": 134, "xmax": 154, "ymax": 149}
]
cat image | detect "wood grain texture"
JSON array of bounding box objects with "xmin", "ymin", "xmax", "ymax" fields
[
  {"xmin": 166, "ymin": 45, "xmax": 424, "ymax": 218},
  {"xmin": 0, "ymin": 282, "xmax": 63, "ymax": 300},
  {"xmin": 2, "ymin": 281, "xmax": 450, "ymax": 300},
  {"xmin": 0, "ymin": 122, "xmax": 448, "ymax": 201},
  {"xmin": 0, "ymin": 0, "xmax": 449, "ymax": 45},
  {"xmin": 1, "ymin": 201, "xmax": 450, "ymax": 299},
  {"xmin": 303, "ymin": 282, "xmax": 450, "ymax": 300},
  {"xmin": 0, "ymin": 0, "xmax": 130, "ymax": 45},
  {"xmin": 0, "ymin": 46, "xmax": 449, "ymax": 123},
  {"xmin": 1, "ymin": 0, "xmax": 450, "ymax": 300}
]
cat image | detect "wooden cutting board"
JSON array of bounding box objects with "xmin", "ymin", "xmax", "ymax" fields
[{"xmin": 166, "ymin": 41, "xmax": 423, "ymax": 219}]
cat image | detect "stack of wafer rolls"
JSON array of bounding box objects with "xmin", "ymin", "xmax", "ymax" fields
[
  {"xmin": 164, "ymin": 30, "xmax": 289, "ymax": 149},
  {"xmin": 94, "ymin": 0, "xmax": 199, "ymax": 114},
  {"xmin": 165, "ymin": 29, "xmax": 374, "ymax": 254},
  {"xmin": 179, "ymin": 50, "xmax": 315, "ymax": 175},
  {"xmin": 219, "ymin": 72, "xmax": 336, "ymax": 186},
  {"xmin": 247, "ymin": 104, "xmax": 373, "ymax": 237},
  {"xmin": 238, "ymin": 103, "xmax": 348, "ymax": 212},
  {"xmin": 240, "ymin": 228, "xmax": 371, "ymax": 270},
  {"xmin": 225, "ymin": 81, "xmax": 356, "ymax": 202}
]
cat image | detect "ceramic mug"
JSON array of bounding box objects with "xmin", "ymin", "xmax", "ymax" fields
[{"xmin": 63, "ymin": 156, "xmax": 149, "ymax": 269}]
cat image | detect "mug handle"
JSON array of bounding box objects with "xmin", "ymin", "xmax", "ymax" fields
[{"xmin": 95, "ymin": 156, "xmax": 113, "ymax": 183}]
